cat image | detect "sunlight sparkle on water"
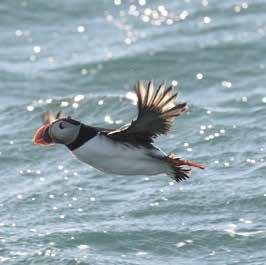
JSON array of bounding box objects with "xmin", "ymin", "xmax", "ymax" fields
[
  {"xmin": 196, "ymin": 73, "xmax": 203, "ymax": 80},
  {"xmin": 180, "ymin": 10, "xmax": 189, "ymax": 20},
  {"xmin": 222, "ymin": 81, "xmax": 232, "ymax": 88},
  {"xmin": 78, "ymin": 245, "xmax": 90, "ymax": 251},
  {"xmin": 33, "ymin": 46, "xmax": 41, "ymax": 54},
  {"xmin": 98, "ymin": 99, "xmax": 104, "ymax": 105},
  {"xmin": 241, "ymin": 96, "xmax": 248, "ymax": 102},
  {"xmin": 15, "ymin": 30, "xmax": 23, "ymax": 37},
  {"xmin": 224, "ymin": 162, "xmax": 230, "ymax": 167},
  {"xmin": 242, "ymin": 2, "xmax": 249, "ymax": 9},
  {"xmin": 114, "ymin": 0, "xmax": 121, "ymax": 5},
  {"xmin": 30, "ymin": 55, "xmax": 36, "ymax": 62},
  {"xmin": 72, "ymin": 102, "xmax": 79, "ymax": 109},
  {"xmin": 234, "ymin": 5, "xmax": 241, "ymax": 13},
  {"xmin": 48, "ymin": 57, "xmax": 55, "ymax": 64},
  {"xmin": 81, "ymin": 69, "xmax": 88, "ymax": 75},
  {"xmin": 77, "ymin": 25, "xmax": 85, "ymax": 33},
  {"xmin": 138, "ymin": 0, "xmax": 146, "ymax": 6},
  {"xmin": 172, "ymin": 80, "xmax": 178, "ymax": 86},
  {"xmin": 27, "ymin": 105, "xmax": 34, "ymax": 112},
  {"xmin": 203, "ymin": 16, "xmax": 211, "ymax": 24},
  {"xmin": 74, "ymin": 95, "xmax": 85, "ymax": 102},
  {"xmin": 176, "ymin": 240, "xmax": 193, "ymax": 248},
  {"xmin": 104, "ymin": 115, "xmax": 114, "ymax": 124},
  {"xmin": 202, "ymin": 0, "xmax": 208, "ymax": 7},
  {"xmin": 60, "ymin": 101, "xmax": 69, "ymax": 107},
  {"xmin": 126, "ymin": 91, "xmax": 138, "ymax": 105}
]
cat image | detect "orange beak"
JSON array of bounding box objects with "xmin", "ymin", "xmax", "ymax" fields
[{"xmin": 33, "ymin": 124, "xmax": 54, "ymax": 145}]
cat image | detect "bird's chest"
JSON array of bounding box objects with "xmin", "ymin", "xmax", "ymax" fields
[
  {"xmin": 72, "ymin": 134, "xmax": 114, "ymax": 162},
  {"xmin": 71, "ymin": 134, "xmax": 150, "ymax": 174},
  {"xmin": 71, "ymin": 133, "xmax": 166, "ymax": 175}
]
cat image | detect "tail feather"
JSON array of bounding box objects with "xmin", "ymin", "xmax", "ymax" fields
[{"xmin": 165, "ymin": 156, "xmax": 204, "ymax": 183}]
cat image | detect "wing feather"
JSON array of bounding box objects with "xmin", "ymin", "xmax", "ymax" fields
[
  {"xmin": 136, "ymin": 80, "xmax": 146, "ymax": 113},
  {"xmin": 156, "ymin": 86, "xmax": 174, "ymax": 108},
  {"xmin": 108, "ymin": 81, "xmax": 187, "ymax": 145},
  {"xmin": 152, "ymin": 82, "xmax": 165, "ymax": 105}
]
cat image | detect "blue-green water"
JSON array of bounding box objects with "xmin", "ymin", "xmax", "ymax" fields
[{"xmin": 1, "ymin": 0, "xmax": 266, "ymax": 264}]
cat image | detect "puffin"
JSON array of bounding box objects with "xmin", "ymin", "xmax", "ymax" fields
[{"xmin": 33, "ymin": 81, "xmax": 204, "ymax": 182}]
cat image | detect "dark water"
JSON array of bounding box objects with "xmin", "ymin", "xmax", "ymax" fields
[{"xmin": 1, "ymin": 0, "xmax": 266, "ymax": 264}]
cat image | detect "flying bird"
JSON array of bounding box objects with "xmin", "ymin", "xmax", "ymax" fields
[{"xmin": 34, "ymin": 81, "xmax": 204, "ymax": 182}]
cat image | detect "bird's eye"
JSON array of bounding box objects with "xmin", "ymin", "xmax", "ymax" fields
[{"xmin": 59, "ymin": 123, "xmax": 65, "ymax": 130}]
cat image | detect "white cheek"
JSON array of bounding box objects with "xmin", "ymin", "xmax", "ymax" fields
[
  {"xmin": 51, "ymin": 126, "xmax": 63, "ymax": 141},
  {"xmin": 58, "ymin": 129, "xmax": 74, "ymax": 143},
  {"xmin": 54, "ymin": 127, "xmax": 60, "ymax": 137}
]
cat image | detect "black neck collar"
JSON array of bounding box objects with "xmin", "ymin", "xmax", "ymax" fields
[{"xmin": 66, "ymin": 124, "xmax": 98, "ymax": 151}]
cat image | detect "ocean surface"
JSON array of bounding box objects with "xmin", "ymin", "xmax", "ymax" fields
[{"xmin": 1, "ymin": 0, "xmax": 266, "ymax": 264}]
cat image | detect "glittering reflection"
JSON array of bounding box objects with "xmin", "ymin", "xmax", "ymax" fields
[
  {"xmin": 78, "ymin": 244, "xmax": 90, "ymax": 251},
  {"xmin": 80, "ymin": 68, "xmax": 88, "ymax": 75},
  {"xmin": 33, "ymin": 46, "xmax": 41, "ymax": 54},
  {"xmin": 125, "ymin": 91, "xmax": 137, "ymax": 105},
  {"xmin": 239, "ymin": 218, "xmax": 252, "ymax": 224},
  {"xmin": 104, "ymin": 115, "xmax": 114, "ymax": 124},
  {"xmin": 47, "ymin": 56, "xmax": 55, "ymax": 64},
  {"xmin": 30, "ymin": 55, "xmax": 36, "ymax": 62},
  {"xmin": 98, "ymin": 99, "xmax": 104, "ymax": 105},
  {"xmin": 114, "ymin": 0, "xmax": 122, "ymax": 6},
  {"xmin": 26, "ymin": 105, "xmax": 34, "ymax": 112},
  {"xmin": 222, "ymin": 81, "xmax": 232, "ymax": 88},
  {"xmin": 236, "ymin": 230, "xmax": 266, "ymax": 237},
  {"xmin": 176, "ymin": 239, "xmax": 193, "ymax": 248},
  {"xmin": 200, "ymin": 122, "xmax": 226, "ymax": 142},
  {"xmin": 224, "ymin": 222, "xmax": 265, "ymax": 238},
  {"xmin": 77, "ymin": 25, "xmax": 85, "ymax": 33},
  {"xmin": 234, "ymin": 2, "xmax": 248, "ymax": 13},
  {"xmin": 15, "ymin": 29, "xmax": 23, "ymax": 37},
  {"xmin": 60, "ymin": 101, "xmax": 69, "ymax": 107},
  {"xmin": 138, "ymin": 0, "xmax": 146, "ymax": 6},
  {"xmin": 224, "ymin": 223, "xmax": 237, "ymax": 237},
  {"xmin": 202, "ymin": 0, "xmax": 208, "ymax": 7},
  {"xmin": 171, "ymin": 80, "xmax": 178, "ymax": 86},
  {"xmin": 203, "ymin": 16, "xmax": 211, "ymax": 24},
  {"xmin": 107, "ymin": 1, "xmax": 194, "ymax": 47},
  {"xmin": 74, "ymin": 95, "xmax": 85, "ymax": 102},
  {"xmin": 241, "ymin": 96, "xmax": 248, "ymax": 102},
  {"xmin": 196, "ymin": 73, "xmax": 204, "ymax": 80}
]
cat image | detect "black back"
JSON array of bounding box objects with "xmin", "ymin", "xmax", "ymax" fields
[{"xmin": 66, "ymin": 123, "xmax": 113, "ymax": 151}]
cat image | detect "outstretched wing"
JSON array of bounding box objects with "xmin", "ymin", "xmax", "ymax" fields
[{"xmin": 108, "ymin": 81, "xmax": 187, "ymax": 145}]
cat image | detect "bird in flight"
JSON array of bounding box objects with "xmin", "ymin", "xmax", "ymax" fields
[{"xmin": 34, "ymin": 81, "xmax": 204, "ymax": 182}]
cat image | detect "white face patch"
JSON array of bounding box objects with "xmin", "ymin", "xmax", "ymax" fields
[{"xmin": 50, "ymin": 120, "xmax": 81, "ymax": 145}]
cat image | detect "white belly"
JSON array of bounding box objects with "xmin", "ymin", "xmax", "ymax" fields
[{"xmin": 72, "ymin": 134, "xmax": 166, "ymax": 176}]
